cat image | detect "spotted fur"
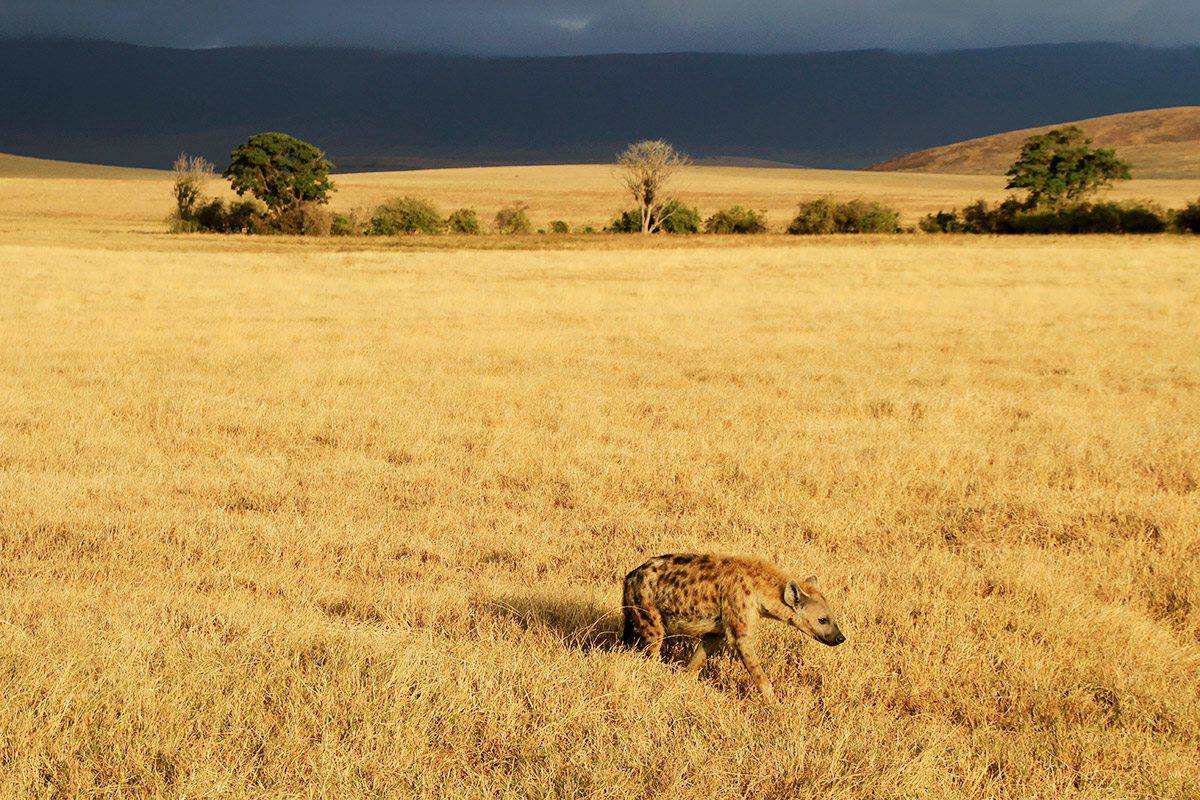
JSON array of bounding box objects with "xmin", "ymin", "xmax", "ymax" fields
[{"xmin": 622, "ymin": 553, "xmax": 845, "ymax": 701}]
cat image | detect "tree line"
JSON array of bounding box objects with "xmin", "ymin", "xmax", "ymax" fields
[{"xmin": 171, "ymin": 130, "xmax": 1200, "ymax": 237}]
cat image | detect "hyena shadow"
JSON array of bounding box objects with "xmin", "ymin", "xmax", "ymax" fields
[{"xmin": 476, "ymin": 594, "xmax": 626, "ymax": 653}]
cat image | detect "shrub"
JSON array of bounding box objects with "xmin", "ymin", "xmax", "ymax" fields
[
  {"xmin": 299, "ymin": 205, "xmax": 333, "ymax": 237},
  {"xmin": 918, "ymin": 210, "xmax": 965, "ymax": 234},
  {"xmin": 446, "ymin": 208, "xmax": 481, "ymax": 235},
  {"xmin": 705, "ymin": 206, "xmax": 768, "ymax": 234},
  {"xmin": 369, "ymin": 197, "xmax": 445, "ymax": 235},
  {"xmin": 787, "ymin": 197, "xmax": 838, "ymax": 234},
  {"xmin": 193, "ymin": 198, "xmax": 231, "ymax": 232},
  {"xmin": 171, "ymin": 153, "xmax": 213, "ymax": 219},
  {"xmin": 331, "ymin": 211, "xmax": 367, "ymax": 237},
  {"xmin": 1175, "ymin": 199, "xmax": 1200, "ymax": 233},
  {"xmin": 495, "ymin": 203, "xmax": 532, "ymax": 235},
  {"xmin": 658, "ymin": 200, "xmax": 701, "ymax": 234},
  {"xmin": 1112, "ymin": 202, "xmax": 1168, "ymax": 234},
  {"xmin": 181, "ymin": 197, "xmax": 267, "ymax": 234},
  {"xmin": 788, "ymin": 197, "xmax": 900, "ymax": 234},
  {"xmin": 548, "ymin": 220, "xmax": 570, "ymax": 234},
  {"xmin": 609, "ymin": 198, "xmax": 700, "ymax": 234},
  {"xmin": 922, "ymin": 197, "xmax": 1170, "ymax": 235},
  {"xmin": 608, "ymin": 210, "xmax": 643, "ymax": 233},
  {"xmin": 226, "ymin": 199, "xmax": 266, "ymax": 234},
  {"xmin": 837, "ymin": 199, "xmax": 901, "ymax": 233}
]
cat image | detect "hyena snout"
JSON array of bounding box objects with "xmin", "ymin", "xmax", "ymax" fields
[{"xmin": 821, "ymin": 625, "xmax": 846, "ymax": 647}]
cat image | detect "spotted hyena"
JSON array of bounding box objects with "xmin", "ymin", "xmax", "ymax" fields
[{"xmin": 621, "ymin": 553, "xmax": 845, "ymax": 701}]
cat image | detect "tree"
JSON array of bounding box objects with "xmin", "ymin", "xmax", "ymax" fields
[
  {"xmin": 171, "ymin": 153, "xmax": 213, "ymax": 218},
  {"xmin": 616, "ymin": 140, "xmax": 691, "ymax": 233},
  {"xmin": 223, "ymin": 133, "xmax": 335, "ymax": 222},
  {"xmin": 1005, "ymin": 126, "xmax": 1131, "ymax": 208}
]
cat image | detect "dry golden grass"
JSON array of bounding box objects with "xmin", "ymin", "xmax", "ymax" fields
[
  {"xmin": 1, "ymin": 162, "xmax": 1199, "ymax": 798},
  {"xmin": 3, "ymin": 155, "xmax": 1197, "ymax": 240}
]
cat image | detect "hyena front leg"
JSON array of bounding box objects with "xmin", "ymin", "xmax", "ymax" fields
[
  {"xmin": 725, "ymin": 604, "xmax": 775, "ymax": 701},
  {"xmin": 684, "ymin": 634, "xmax": 724, "ymax": 672},
  {"xmin": 731, "ymin": 635, "xmax": 776, "ymax": 702}
]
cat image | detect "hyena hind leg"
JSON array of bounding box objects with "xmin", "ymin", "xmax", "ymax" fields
[{"xmin": 684, "ymin": 634, "xmax": 725, "ymax": 673}]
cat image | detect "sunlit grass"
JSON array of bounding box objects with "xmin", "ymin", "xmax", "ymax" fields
[{"xmin": 0, "ymin": 165, "xmax": 1197, "ymax": 797}]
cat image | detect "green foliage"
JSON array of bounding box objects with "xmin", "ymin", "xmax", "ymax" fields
[
  {"xmin": 331, "ymin": 213, "xmax": 359, "ymax": 237},
  {"xmin": 1005, "ymin": 126, "xmax": 1131, "ymax": 208},
  {"xmin": 548, "ymin": 220, "xmax": 570, "ymax": 234},
  {"xmin": 223, "ymin": 133, "xmax": 335, "ymax": 217},
  {"xmin": 495, "ymin": 203, "xmax": 532, "ymax": 235},
  {"xmin": 657, "ymin": 200, "xmax": 702, "ymax": 233},
  {"xmin": 704, "ymin": 206, "xmax": 768, "ymax": 234},
  {"xmin": 174, "ymin": 198, "xmax": 266, "ymax": 234},
  {"xmin": 788, "ymin": 197, "xmax": 901, "ymax": 234},
  {"xmin": 1174, "ymin": 199, "xmax": 1200, "ymax": 233},
  {"xmin": 921, "ymin": 197, "xmax": 1169, "ymax": 234},
  {"xmin": 786, "ymin": 196, "xmax": 838, "ymax": 234},
  {"xmin": 918, "ymin": 210, "xmax": 965, "ymax": 234},
  {"xmin": 369, "ymin": 197, "xmax": 445, "ymax": 235},
  {"xmin": 609, "ymin": 199, "xmax": 700, "ymax": 234},
  {"xmin": 446, "ymin": 208, "xmax": 482, "ymax": 235},
  {"xmin": 608, "ymin": 210, "xmax": 644, "ymax": 233}
]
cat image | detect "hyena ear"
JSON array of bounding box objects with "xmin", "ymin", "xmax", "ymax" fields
[{"xmin": 783, "ymin": 580, "xmax": 804, "ymax": 608}]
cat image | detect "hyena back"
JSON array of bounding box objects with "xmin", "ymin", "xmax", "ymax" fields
[{"xmin": 622, "ymin": 553, "xmax": 845, "ymax": 701}]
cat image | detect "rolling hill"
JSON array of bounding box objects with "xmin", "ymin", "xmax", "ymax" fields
[
  {"xmin": 0, "ymin": 150, "xmax": 161, "ymax": 179},
  {"xmin": 869, "ymin": 107, "xmax": 1200, "ymax": 178},
  {"xmin": 2, "ymin": 39, "xmax": 1200, "ymax": 171}
]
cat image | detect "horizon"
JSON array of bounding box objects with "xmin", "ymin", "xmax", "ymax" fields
[{"xmin": 4, "ymin": 34, "xmax": 1197, "ymax": 59}]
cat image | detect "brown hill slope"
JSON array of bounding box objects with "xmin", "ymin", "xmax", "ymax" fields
[
  {"xmin": 870, "ymin": 107, "xmax": 1200, "ymax": 178},
  {"xmin": 0, "ymin": 151, "xmax": 162, "ymax": 179}
]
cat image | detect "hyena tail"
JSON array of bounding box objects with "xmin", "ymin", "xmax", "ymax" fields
[
  {"xmin": 621, "ymin": 606, "xmax": 638, "ymax": 648},
  {"xmin": 620, "ymin": 566, "xmax": 662, "ymax": 650}
]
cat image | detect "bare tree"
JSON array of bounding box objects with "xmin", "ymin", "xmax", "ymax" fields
[
  {"xmin": 616, "ymin": 140, "xmax": 691, "ymax": 233},
  {"xmin": 172, "ymin": 153, "xmax": 214, "ymax": 218}
]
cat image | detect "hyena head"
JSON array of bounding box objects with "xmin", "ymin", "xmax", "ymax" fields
[{"xmin": 782, "ymin": 576, "xmax": 845, "ymax": 646}]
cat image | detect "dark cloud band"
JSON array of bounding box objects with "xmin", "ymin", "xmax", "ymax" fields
[{"xmin": 1, "ymin": 1, "xmax": 1196, "ymax": 53}]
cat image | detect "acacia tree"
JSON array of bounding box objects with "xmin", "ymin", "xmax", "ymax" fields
[
  {"xmin": 223, "ymin": 133, "xmax": 335, "ymax": 223},
  {"xmin": 171, "ymin": 153, "xmax": 213, "ymax": 218},
  {"xmin": 616, "ymin": 139, "xmax": 691, "ymax": 233},
  {"xmin": 1005, "ymin": 126, "xmax": 1131, "ymax": 208}
]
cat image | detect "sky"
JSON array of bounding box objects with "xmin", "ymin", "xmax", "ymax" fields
[{"xmin": 1, "ymin": 1, "xmax": 1197, "ymax": 54}]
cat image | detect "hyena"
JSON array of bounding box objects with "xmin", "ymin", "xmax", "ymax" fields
[{"xmin": 622, "ymin": 553, "xmax": 845, "ymax": 701}]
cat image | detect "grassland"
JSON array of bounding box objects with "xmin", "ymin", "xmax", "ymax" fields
[
  {"xmin": 871, "ymin": 106, "xmax": 1200, "ymax": 179},
  {"xmin": 4, "ymin": 157, "xmax": 1199, "ymax": 240},
  {"xmin": 1, "ymin": 160, "xmax": 1199, "ymax": 798}
]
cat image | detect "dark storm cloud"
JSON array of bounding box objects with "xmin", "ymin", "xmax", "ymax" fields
[{"xmin": 2, "ymin": 1, "xmax": 1197, "ymax": 53}]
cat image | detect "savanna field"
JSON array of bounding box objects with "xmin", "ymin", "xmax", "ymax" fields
[{"xmin": 1, "ymin": 159, "xmax": 1198, "ymax": 798}]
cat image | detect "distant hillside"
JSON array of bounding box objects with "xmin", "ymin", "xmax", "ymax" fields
[
  {"xmin": 0, "ymin": 151, "xmax": 160, "ymax": 179},
  {"xmin": 3, "ymin": 40, "xmax": 1200, "ymax": 171},
  {"xmin": 870, "ymin": 107, "xmax": 1200, "ymax": 178}
]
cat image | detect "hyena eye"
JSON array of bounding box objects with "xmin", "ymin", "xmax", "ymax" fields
[{"xmin": 817, "ymin": 617, "xmax": 829, "ymax": 625}]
